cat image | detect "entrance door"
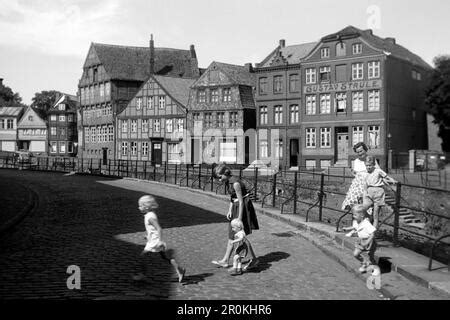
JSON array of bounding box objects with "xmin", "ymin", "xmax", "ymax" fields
[
  {"xmin": 191, "ymin": 138, "xmax": 200, "ymax": 164},
  {"xmin": 289, "ymin": 139, "xmax": 299, "ymax": 167},
  {"xmin": 151, "ymin": 142, "xmax": 162, "ymax": 165},
  {"xmin": 102, "ymin": 148, "xmax": 108, "ymax": 165},
  {"xmin": 336, "ymin": 133, "xmax": 349, "ymax": 161}
]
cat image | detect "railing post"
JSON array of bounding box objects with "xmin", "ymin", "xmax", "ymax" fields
[
  {"xmin": 108, "ymin": 159, "xmax": 111, "ymax": 176},
  {"xmin": 81, "ymin": 158, "xmax": 83, "ymax": 172},
  {"xmin": 393, "ymin": 182, "xmax": 402, "ymax": 246},
  {"xmin": 90, "ymin": 158, "xmax": 93, "ymax": 173},
  {"xmin": 293, "ymin": 172, "xmax": 298, "ymax": 215},
  {"xmin": 343, "ymin": 167, "xmax": 345, "ymax": 182},
  {"xmin": 239, "ymin": 168, "xmax": 242, "ymax": 180},
  {"xmin": 143, "ymin": 161, "xmax": 147, "ymax": 180},
  {"xmin": 186, "ymin": 164, "xmax": 189, "ymax": 187},
  {"xmin": 153, "ymin": 163, "xmax": 156, "ymax": 180},
  {"xmin": 211, "ymin": 166, "xmax": 214, "ymax": 192},
  {"xmin": 164, "ymin": 161, "xmax": 167, "ymax": 182},
  {"xmin": 135, "ymin": 160, "xmax": 138, "ymax": 178},
  {"xmin": 126, "ymin": 160, "xmax": 129, "ymax": 177},
  {"xmin": 272, "ymin": 173, "xmax": 277, "ymax": 207},
  {"xmin": 318, "ymin": 173, "xmax": 325, "ymax": 222},
  {"xmin": 198, "ymin": 164, "xmax": 202, "ymax": 189},
  {"xmin": 174, "ymin": 164, "xmax": 178, "ymax": 185},
  {"xmin": 253, "ymin": 167, "xmax": 259, "ymax": 201}
]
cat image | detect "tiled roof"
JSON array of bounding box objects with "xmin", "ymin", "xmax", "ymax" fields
[
  {"xmin": 0, "ymin": 106, "xmax": 24, "ymax": 117},
  {"xmin": 153, "ymin": 75, "xmax": 196, "ymax": 107},
  {"xmin": 213, "ymin": 62, "xmax": 256, "ymax": 87},
  {"xmin": 258, "ymin": 42, "xmax": 318, "ymax": 67},
  {"xmin": 91, "ymin": 43, "xmax": 199, "ymax": 81},
  {"xmin": 30, "ymin": 106, "xmax": 48, "ymax": 120}
]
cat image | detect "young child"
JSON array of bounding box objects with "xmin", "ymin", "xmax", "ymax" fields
[
  {"xmin": 228, "ymin": 219, "xmax": 249, "ymax": 276},
  {"xmin": 133, "ymin": 195, "xmax": 185, "ymax": 283},
  {"xmin": 343, "ymin": 205, "xmax": 377, "ymax": 273},
  {"xmin": 362, "ymin": 156, "xmax": 397, "ymax": 229}
]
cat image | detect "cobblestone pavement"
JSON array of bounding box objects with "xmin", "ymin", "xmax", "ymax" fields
[
  {"xmin": 0, "ymin": 169, "xmax": 385, "ymax": 300},
  {"xmin": 0, "ymin": 176, "xmax": 30, "ymax": 227}
]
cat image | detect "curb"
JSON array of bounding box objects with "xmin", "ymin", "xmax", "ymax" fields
[
  {"xmin": 0, "ymin": 182, "xmax": 39, "ymax": 236},
  {"xmin": 124, "ymin": 177, "xmax": 450, "ymax": 298}
]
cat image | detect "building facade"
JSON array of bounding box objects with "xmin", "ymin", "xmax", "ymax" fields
[
  {"xmin": 78, "ymin": 35, "xmax": 200, "ymax": 162},
  {"xmin": 47, "ymin": 94, "xmax": 79, "ymax": 157},
  {"xmin": 0, "ymin": 107, "xmax": 24, "ymax": 152},
  {"xmin": 17, "ymin": 106, "xmax": 47, "ymax": 154},
  {"xmin": 187, "ymin": 62, "xmax": 256, "ymax": 165},
  {"xmin": 116, "ymin": 75, "xmax": 196, "ymax": 164}
]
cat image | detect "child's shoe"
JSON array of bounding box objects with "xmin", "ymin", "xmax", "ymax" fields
[
  {"xmin": 132, "ymin": 273, "xmax": 146, "ymax": 281},
  {"xmin": 229, "ymin": 268, "xmax": 243, "ymax": 276},
  {"xmin": 242, "ymin": 258, "xmax": 259, "ymax": 271},
  {"xmin": 178, "ymin": 268, "xmax": 186, "ymax": 283},
  {"xmin": 358, "ymin": 265, "xmax": 367, "ymax": 273}
]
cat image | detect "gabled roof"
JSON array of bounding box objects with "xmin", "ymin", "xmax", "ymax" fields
[
  {"xmin": 30, "ymin": 106, "xmax": 47, "ymax": 120},
  {"xmin": 320, "ymin": 25, "xmax": 432, "ymax": 69},
  {"xmin": 153, "ymin": 75, "xmax": 196, "ymax": 107},
  {"xmin": 88, "ymin": 43, "xmax": 199, "ymax": 81},
  {"xmin": 212, "ymin": 62, "xmax": 256, "ymax": 87},
  {"xmin": 49, "ymin": 93, "xmax": 79, "ymax": 112},
  {"xmin": 258, "ymin": 42, "xmax": 318, "ymax": 67},
  {"xmin": 0, "ymin": 106, "xmax": 24, "ymax": 117}
]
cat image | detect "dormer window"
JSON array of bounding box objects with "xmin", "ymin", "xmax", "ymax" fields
[
  {"xmin": 352, "ymin": 43, "xmax": 362, "ymax": 55},
  {"xmin": 336, "ymin": 42, "xmax": 346, "ymax": 56},
  {"xmin": 320, "ymin": 47, "xmax": 330, "ymax": 58},
  {"xmin": 58, "ymin": 104, "xmax": 66, "ymax": 111}
]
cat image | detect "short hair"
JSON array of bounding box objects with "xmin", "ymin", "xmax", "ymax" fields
[
  {"xmin": 365, "ymin": 155, "xmax": 376, "ymax": 165},
  {"xmin": 353, "ymin": 142, "xmax": 368, "ymax": 153},
  {"xmin": 352, "ymin": 204, "xmax": 367, "ymax": 217},
  {"xmin": 138, "ymin": 195, "xmax": 158, "ymax": 209},
  {"xmin": 230, "ymin": 218, "xmax": 244, "ymax": 230},
  {"xmin": 214, "ymin": 164, "xmax": 232, "ymax": 179}
]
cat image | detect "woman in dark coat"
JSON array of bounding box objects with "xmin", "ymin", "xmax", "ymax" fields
[{"xmin": 211, "ymin": 164, "xmax": 259, "ymax": 270}]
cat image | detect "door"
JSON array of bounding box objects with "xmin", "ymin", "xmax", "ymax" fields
[
  {"xmin": 337, "ymin": 133, "xmax": 349, "ymax": 160},
  {"xmin": 191, "ymin": 138, "xmax": 200, "ymax": 164},
  {"xmin": 289, "ymin": 139, "xmax": 299, "ymax": 167},
  {"xmin": 152, "ymin": 142, "xmax": 162, "ymax": 165},
  {"xmin": 245, "ymin": 136, "xmax": 249, "ymax": 165},
  {"xmin": 102, "ymin": 148, "xmax": 108, "ymax": 165}
]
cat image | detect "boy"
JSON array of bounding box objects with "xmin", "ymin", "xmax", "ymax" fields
[
  {"xmin": 133, "ymin": 195, "xmax": 185, "ymax": 283},
  {"xmin": 343, "ymin": 205, "xmax": 377, "ymax": 273},
  {"xmin": 362, "ymin": 156, "xmax": 397, "ymax": 229},
  {"xmin": 228, "ymin": 219, "xmax": 248, "ymax": 276}
]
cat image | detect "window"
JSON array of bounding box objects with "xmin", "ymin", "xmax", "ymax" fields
[
  {"xmin": 68, "ymin": 114, "xmax": 73, "ymax": 122},
  {"xmin": 166, "ymin": 119, "xmax": 173, "ymax": 133},
  {"xmin": 320, "ymin": 127, "xmax": 331, "ymax": 148},
  {"xmin": 275, "ymin": 139, "xmax": 283, "ymax": 158},
  {"xmin": 306, "ymin": 68, "xmax": 316, "ymax": 84},
  {"xmin": 259, "ymin": 106, "xmax": 268, "ymax": 125},
  {"xmin": 368, "ymin": 90, "xmax": 380, "ymax": 111},
  {"xmin": 131, "ymin": 120, "xmax": 137, "ymax": 133},
  {"xmin": 142, "ymin": 142, "xmax": 149, "ymax": 156},
  {"xmin": 131, "ymin": 142, "xmax": 137, "ymax": 156},
  {"xmin": 193, "ymin": 113, "xmax": 201, "ymax": 128},
  {"xmin": 50, "ymin": 142, "xmax": 57, "ymax": 153},
  {"xmin": 159, "ymin": 96, "xmax": 165, "ymax": 109},
  {"xmin": 223, "ymin": 88, "xmax": 231, "ymax": 102},
  {"xmin": 274, "ymin": 106, "xmax": 283, "ymax": 124},
  {"xmin": 108, "ymin": 126, "xmax": 113, "ymax": 141},
  {"xmin": 168, "ymin": 143, "xmax": 181, "ymax": 163},
  {"xmin": 219, "ymin": 139, "xmax": 237, "ymax": 163},
  {"xmin": 217, "ymin": 112, "xmax": 225, "ymax": 128},
  {"xmin": 320, "ymin": 160, "xmax": 331, "ymax": 168},
  {"xmin": 260, "ymin": 140, "xmax": 268, "ymax": 158},
  {"xmin": 259, "ymin": 77, "xmax": 268, "ymax": 94},
  {"xmin": 306, "ymin": 128, "xmax": 316, "ymax": 148},
  {"xmin": 368, "ymin": 61, "xmax": 380, "ymax": 79},
  {"xmin": 289, "ymin": 74, "xmax": 300, "ymax": 92},
  {"xmin": 100, "ymin": 83, "xmax": 104, "ymax": 99},
  {"xmin": 59, "ymin": 142, "xmax": 66, "ymax": 153},
  {"xmin": 204, "ymin": 112, "xmax": 213, "ymax": 127},
  {"xmin": 290, "ymin": 105, "xmax": 299, "ymax": 124},
  {"xmin": 8, "ymin": 119, "xmax": 13, "ymax": 129},
  {"xmin": 142, "ymin": 119, "xmax": 149, "ymax": 133},
  {"xmin": 154, "ymin": 119, "xmax": 160, "ymax": 132},
  {"xmin": 352, "ymin": 63, "xmax": 364, "ymax": 80},
  {"xmin": 176, "ymin": 119, "xmax": 184, "ymax": 133},
  {"xmin": 121, "ymin": 142, "xmax": 128, "ymax": 156},
  {"xmin": 68, "ymin": 142, "xmax": 73, "ymax": 153},
  {"xmin": 51, "ymin": 127, "xmax": 57, "ymax": 136},
  {"xmin": 319, "ymin": 94, "xmax": 331, "ymax": 114},
  {"xmin": 85, "ymin": 127, "xmax": 90, "ymax": 143},
  {"xmin": 147, "ymin": 96, "xmax": 154, "ymax": 109},
  {"xmin": 198, "ymin": 90, "xmax": 206, "ymax": 103},
  {"xmin": 321, "ymin": 47, "xmax": 330, "ymax": 58},
  {"xmin": 353, "ymin": 126, "xmax": 364, "ymax": 145},
  {"xmin": 368, "ymin": 125, "xmax": 380, "ymax": 148},
  {"xmin": 211, "ymin": 89, "xmax": 219, "ymax": 103},
  {"xmin": 306, "ymin": 160, "xmax": 316, "ymax": 168},
  {"xmin": 336, "ymin": 42, "xmax": 346, "ymax": 56},
  {"xmin": 60, "ymin": 128, "xmax": 66, "ymax": 136},
  {"xmin": 319, "ymin": 66, "xmax": 331, "ymax": 82},
  {"xmin": 58, "ymin": 104, "xmax": 66, "ymax": 111},
  {"xmin": 105, "ymin": 82, "xmax": 111, "ymax": 98},
  {"xmin": 28, "ymin": 115, "xmax": 33, "ymax": 121},
  {"xmin": 97, "ymin": 126, "xmax": 101, "ymax": 142},
  {"xmin": 136, "ymin": 97, "xmax": 142, "ymax": 110},
  {"xmin": 352, "ymin": 91, "xmax": 364, "ymax": 112},
  {"xmin": 121, "ymin": 120, "xmax": 128, "ymax": 133},
  {"xmin": 336, "ymin": 92, "xmax": 347, "ymax": 113},
  {"xmin": 229, "ymin": 112, "xmax": 238, "ymax": 127},
  {"xmin": 306, "ymin": 95, "xmax": 316, "ymax": 115},
  {"xmin": 352, "ymin": 43, "xmax": 362, "ymax": 54},
  {"xmin": 273, "ymin": 76, "xmax": 283, "ymax": 93},
  {"xmin": 59, "ymin": 115, "xmax": 66, "ymax": 122},
  {"xmin": 50, "ymin": 114, "xmax": 57, "ymax": 121},
  {"xmin": 91, "ymin": 128, "xmax": 96, "ymax": 142}
]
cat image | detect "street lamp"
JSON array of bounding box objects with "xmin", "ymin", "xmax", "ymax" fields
[{"xmin": 386, "ymin": 132, "xmax": 392, "ymax": 172}]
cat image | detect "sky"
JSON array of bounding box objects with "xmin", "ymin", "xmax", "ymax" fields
[{"xmin": 1, "ymin": 0, "xmax": 449, "ymax": 105}]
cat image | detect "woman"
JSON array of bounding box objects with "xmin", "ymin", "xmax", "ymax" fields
[
  {"xmin": 211, "ymin": 164, "xmax": 259, "ymax": 271},
  {"xmin": 341, "ymin": 142, "xmax": 380, "ymax": 211}
]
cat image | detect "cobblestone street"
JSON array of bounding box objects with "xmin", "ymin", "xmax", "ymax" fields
[{"xmin": 0, "ymin": 169, "xmax": 385, "ymax": 300}]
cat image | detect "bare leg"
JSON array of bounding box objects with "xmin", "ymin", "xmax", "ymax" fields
[
  {"xmin": 244, "ymin": 238, "xmax": 257, "ymax": 260},
  {"xmin": 218, "ymin": 239, "xmax": 234, "ymax": 264},
  {"xmin": 373, "ymin": 205, "xmax": 380, "ymax": 230}
]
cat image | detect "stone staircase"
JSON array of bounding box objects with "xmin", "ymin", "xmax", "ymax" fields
[{"xmin": 384, "ymin": 190, "xmax": 426, "ymax": 230}]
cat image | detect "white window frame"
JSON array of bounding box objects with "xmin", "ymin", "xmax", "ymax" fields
[
  {"xmin": 306, "ymin": 95, "xmax": 316, "ymax": 115},
  {"xmin": 319, "ymin": 94, "xmax": 331, "ymax": 114},
  {"xmin": 368, "ymin": 125, "xmax": 380, "ymax": 149},
  {"xmin": 59, "ymin": 141, "xmax": 66, "ymax": 153},
  {"xmin": 290, "ymin": 105, "xmax": 299, "ymax": 124},
  {"xmin": 274, "ymin": 139, "xmax": 283, "ymax": 158},
  {"xmin": 368, "ymin": 90, "xmax": 380, "ymax": 111},
  {"xmin": 352, "ymin": 63, "xmax": 364, "ymax": 80},
  {"xmin": 260, "ymin": 140, "xmax": 268, "ymax": 158},
  {"xmin": 121, "ymin": 142, "xmax": 128, "ymax": 156},
  {"xmin": 50, "ymin": 142, "xmax": 57, "ymax": 153},
  {"xmin": 320, "ymin": 47, "xmax": 330, "ymax": 58},
  {"xmin": 142, "ymin": 119, "xmax": 149, "ymax": 133},
  {"xmin": 59, "ymin": 115, "xmax": 66, "ymax": 122},
  {"xmin": 147, "ymin": 96, "xmax": 154, "ymax": 109},
  {"xmin": 368, "ymin": 61, "xmax": 380, "ymax": 79},
  {"xmin": 320, "ymin": 127, "xmax": 331, "ymax": 148},
  {"xmin": 352, "ymin": 43, "xmax": 362, "ymax": 55},
  {"xmin": 306, "ymin": 128, "xmax": 316, "ymax": 148},
  {"xmin": 122, "ymin": 120, "xmax": 128, "ymax": 133},
  {"xmin": 159, "ymin": 96, "xmax": 165, "ymax": 109},
  {"xmin": 274, "ymin": 106, "xmax": 283, "ymax": 124},
  {"xmin": 136, "ymin": 97, "xmax": 142, "ymax": 110},
  {"xmin": 131, "ymin": 120, "xmax": 137, "ymax": 133},
  {"xmin": 335, "ymin": 92, "xmax": 347, "ymax": 113},
  {"xmin": 306, "ymin": 68, "xmax": 316, "ymax": 84},
  {"xmin": 353, "ymin": 126, "xmax": 364, "ymax": 145},
  {"xmin": 259, "ymin": 106, "xmax": 268, "ymax": 125},
  {"xmin": 166, "ymin": 119, "xmax": 173, "ymax": 133},
  {"xmin": 142, "ymin": 142, "xmax": 149, "ymax": 156},
  {"xmin": 131, "ymin": 141, "xmax": 137, "ymax": 156},
  {"xmin": 319, "ymin": 66, "xmax": 331, "ymax": 83},
  {"xmin": 154, "ymin": 119, "xmax": 160, "ymax": 132},
  {"xmin": 352, "ymin": 91, "xmax": 364, "ymax": 112}
]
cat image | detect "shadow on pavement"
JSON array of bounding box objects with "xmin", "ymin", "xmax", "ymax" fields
[
  {"xmin": 246, "ymin": 251, "xmax": 290, "ymax": 273},
  {"xmin": 181, "ymin": 272, "xmax": 215, "ymax": 286}
]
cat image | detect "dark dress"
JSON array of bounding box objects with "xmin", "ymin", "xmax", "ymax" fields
[{"xmin": 227, "ymin": 176, "xmax": 259, "ymax": 240}]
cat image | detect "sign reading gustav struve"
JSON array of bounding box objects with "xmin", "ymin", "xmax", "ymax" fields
[{"xmin": 304, "ymin": 80, "xmax": 382, "ymax": 94}]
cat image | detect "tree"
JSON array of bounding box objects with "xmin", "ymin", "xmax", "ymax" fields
[
  {"xmin": 0, "ymin": 80, "xmax": 25, "ymax": 107},
  {"xmin": 31, "ymin": 90, "xmax": 60, "ymax": 112},
  {"xmin": 425, "ymin": 55, "xmax": 450, "ymax": 151}
]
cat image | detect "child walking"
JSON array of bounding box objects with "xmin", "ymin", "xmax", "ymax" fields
[
  {"xmin": 343, "ymin": 205, "xmax": 377, "ymax": 273},
  {"xmin": 133, "ymin": 195, "xmax": 185, "ymax": 283},
  {"xmin": 362, "ymin": 156, "xmax": 397, "ymax": 229},
  {"xmin": 228, "ymin": 219, "xmax": 249, "ymax": 276}
]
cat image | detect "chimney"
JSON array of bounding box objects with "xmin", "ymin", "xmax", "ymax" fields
[
  {"xmin": 190, "ymin": 44, "xmax": 197, "ymax": 59},
  {"xmin": 244, "ymin": 63, "xmax": 253, "ymax": 72},
  {"xmin": 385, "ymin": 37, "xmax": 396, "ymax": 45},
  {"xmin": 279, "ymin": 39, "xmax": 286, "ymax": 48},
  {"xmin": 149, "ymin": 34, "xmax": 155, "ymax": 74}
]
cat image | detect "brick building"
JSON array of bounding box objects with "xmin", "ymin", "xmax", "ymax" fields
[
  {"xmin": 116, "ymin": 75, "xmax": 196, "ymax": 164},
  {"xmin": 78, "ymin": 35, "xmax": 200, "ymax": 162},
  {"xmin": 186, "ymin": 61, "xmax": 256, "ymax": 164}
]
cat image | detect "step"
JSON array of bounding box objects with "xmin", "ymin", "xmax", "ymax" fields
[
  {"xmin": 400, "ymin": 215, "xmax": 417, "ymax": 220},
  {"xmin": 405, "ymin": 222, "xmax": 426, "ymax": 229}
]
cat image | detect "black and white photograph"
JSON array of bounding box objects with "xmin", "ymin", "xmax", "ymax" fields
[{"xmin": 0, "ymin": 0, "xmax": 449, "ymax": 312}]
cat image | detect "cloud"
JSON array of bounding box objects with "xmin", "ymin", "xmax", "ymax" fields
[{"xmin": 0, "ymin": 0, "xmax": 121, "ymax": 57}]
